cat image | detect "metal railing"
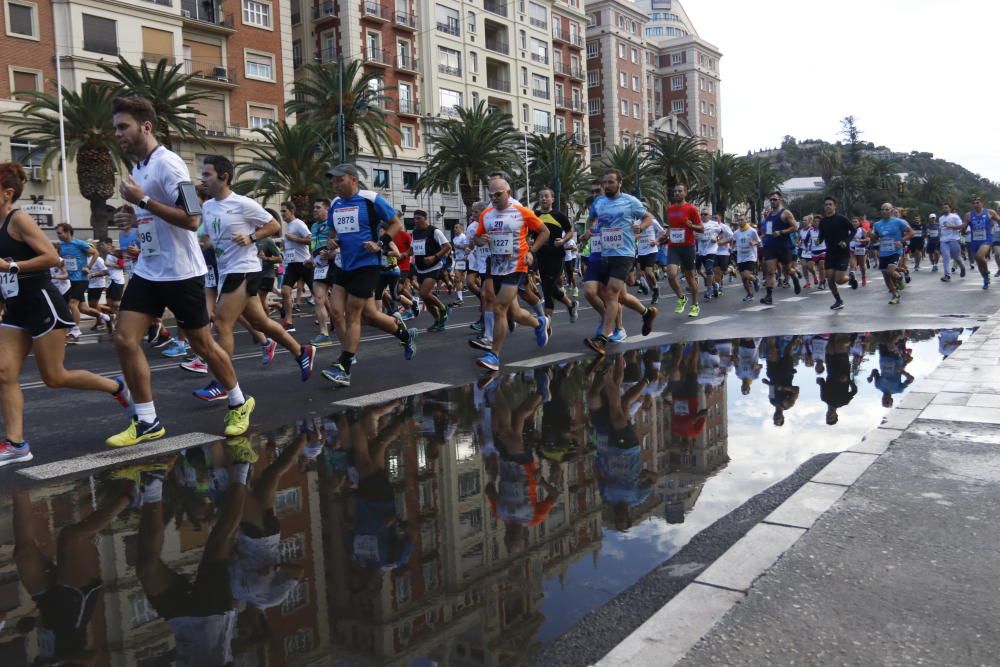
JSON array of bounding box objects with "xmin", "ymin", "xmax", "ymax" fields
[
  {"xmin": 396, "ymin": 53, "xmax": 417, "ymax": 71},
  {"xmin": 398, "ymin": 99, "xmax": 420, "ymax": 114},
  {"xmin": 483, "ymin": 0, "xmax": 507, "ymax": 17},
  {"xmin": 394, "ymin": 10, "xmax": 417, "ymax": 28},
  {"xmin": 436, "ymin": 21, "xmax": 460, "ymax": 36},
  {"xmin": 365, "ymin": 48, "xmax": 392, "ymax": 66},
  {"xmin": 362, "ymin": 1, "xmax": 390, "ymax": 20},
  {"xmin": 313, "ymin": 1, "xmax": 337, "ymax": 18},
  {"xmin": 560, "ymin": 64, "xmax": 585, "ymax": 79},
  {"xmin": 484, "ymin": 39, "xmax": 509, "ymax": 55},
  {"xmin": 532, "ymin": 88, "xmax": 550, "ymax": 99},
  {"xmin": 486, "ymin": 77, "xmax": 511, "ymax": 92},
  {"xmin": 533, "ymin": 124, "xmax": 551, "ymax": 134},
  {"xmin": 530, "ymin": 52, "xmax": 548, "ymax": 64},
  {"xmin": 529, "ymin": 17, "xmax": 547, "ymax": 29},
  {"xmin": 438, "ymin": 64, "xmax": 461, "ymax": 76}
]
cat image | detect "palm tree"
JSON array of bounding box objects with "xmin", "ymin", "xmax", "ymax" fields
[
  {"xmin": 919, "ymin": 174, "xmax": 955, "ymax": 205},
  {"xmin": 744, "ymin": 156, "xmax": 783, "ymax": 223},
  {"xmin": 232, "ymin": 121, "xmax": 328, "ymax": 218},
  {"xmin": 286, "ymin": 60, "xmax": 398, "ymax": 160},
  {"xmin": 815, "ymin": 145, "xmax": 842, "ymax": 184},
  {"xmin": 4, "ymin": 83, "xmax": 121, "ymax": 238},
  {"xmin": 695, "ymin": 153, "xmax": 751, "ymax": 219},
  {"xmin": 593, "ymin": 143, "xmax": 666, "ymax": 214},
  {"xmin": 527, "ymin": 133, "xmax": 591, "ymax": 216},
  {"xmin": 865, "ymin": 157, "xmax": 898, "ymax": 192},
  {"xmin": 829, "ymin": 162, "xmax": 867, "ymax": 216},
  {"xmin": 413, "ymin": 102, "xmax": 520, "ymax": 215},
  {"xmin": 98, "ymin": 56, "xmax": 212, "ymax": 150},
  {"xmin": 645, "ymin": 133, "xmax": 704, "ymax": 190}
]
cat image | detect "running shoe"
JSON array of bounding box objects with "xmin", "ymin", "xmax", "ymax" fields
[
  {"xmin": 760, "ymin": 295, "xmax": 773, "ymax": 305},
  {"xmin": 146, "ymin": 321, "xmax": 163, "ymax": 344},
  {"xmin": 225, "ymin": 436, "xmax": 259, "ymax": 464},
  {"xmin": 440, "ymin": 305, "xmax": 451, "ymax": 328},
  {"xmin": 321, "ymin": 363, "xmax": 351, "ymax": 387},
  {"xmin": 224, "ymin": 397, "xmax": 255, "ymax": 437},
  {"xmin": 152, "ymin": 331, "xmax": 173, "ymax": 348},
  {"xmin": 65, "ymin": 332, "xmax": 80, "ymax": 345},
  {"xmin": 427, "ymin": 321, "xmax": 446, "ymax": 333},
  {"xmin": 674, "ymin": 295, "xmax": 687, "ymax": 314},
  {"xmin": 469, "ymin": 336, "xmax": 492, "ymax": 351},
  {"xmin": 862, "ymin": 276, "xmax": 868, "ymax": 286},
  {"xmin": 261, "ymin": 339, "xmax": 278, "ymax": 366},
  {"xmin": 585, "ymin": 335, "xmax": 608, "ymax": 356},
  {"xmin": 932, "ymin": 265, "xmax": 938, "ymax": 272},
  {"xmin": 470, "ymin": 320, "xmax": 484, "ymax": 333},
  {"xmin": 941, "ymin": 274, "xmax": 951, "ymax": 282},
  {"xmin": 193, "ymin": 380, "xmax": 228, "ymax": 402},
  {"xmin": 281, "ymin": 322, "xmax": 296, "ymax": 333},
  {"xmin": 161, "ymin": 340, "xmax": 189, "ymax": 358},
  {"xmin": 792, "ymin": 274, "xmax": 802, "ymax": 294},
  {"xmin": 742, "ymin": 294, "xmax": 754, "ymax": 302},
  {"xmin": 753, "ymin": 278, "xmax": 761, "ymax": 293},
  {"xmin": 688, "ymin": 303, "xmax": 701, "ymax": 318},
  {"xmin": 641, "ymin": 306, "xmax": 658, "ymax": 335},
  {"xmin": 106, "ymin": 417, "xmax": 166, "ymax": 447},
  {"xmin": 534, "ymin": 368, "xmax": 552, "ymax": 402},
  {"xmin": 399, "ymin": 309, "xmax": 415, "ymax": 322},
  {"xmin": 803, "ymin": 281, "xmax": 812, "ymax": 289},
  {"xmin": 984, "ymin": 277, "xmax": 991, "ymax": 290},
  {"xmin": 402, "ymin": 327, "xmax": 417, "ymax": 361},
  {"xmin": 888, "ymin": 294, "xmax": 900, "ymax": 305},
  {"xmin": 650, "ymin": 287, "xmax": 660, "ymax": 305},
  {"xmin": 609, "ymin": 328, "xmax": 627, "ymax": 343},
  {"xmin": 848, "ymin": 274, "xmax": 859, "ymax": 290},
  {"xmin": 296, "ymin": 345, "xmax": 316, "ymax": 381},
  {"xmin": 111, "ymin": 375, "xmax": 132, "ymax": 408},
  {"xmin": 180, "ymin": 357, "xmax": 208, "ymax": 374},
  {"xmin": 309, "ymin": 333, "xmax": 333, "ymax": 348},
  {"xmin": 0, "ymin": 439, "xmax": 32, "ymax": 467},
  {"xmin": 476, "ymin": 352, "xmax": 501, "ymax": 371},
  {"xmin": 903, "ymin": 272, "xmax": 911, "ymax": 284},
  {"xmin": 830, "ymin": 300, "xmax": 845, "ymax": 310},
  {"xmin": 569, "ymin": 299, "xmax": 579, "ymax": 323},
  {"xmin": 534, "ymin": 315, "xmax": 549, "ymax": 347},
  {"xmin": 959, "ymin": 265, "xmax": 966, "ymax": 278}
]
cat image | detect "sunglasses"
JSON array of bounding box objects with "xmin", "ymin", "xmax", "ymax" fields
[
  {"xmin": 769, "ymin": 198, "xmax": 779, "ymax": 202},
  {"xmin": 489, "ymin": 191, "xmax": 504, "ymax": 198}
]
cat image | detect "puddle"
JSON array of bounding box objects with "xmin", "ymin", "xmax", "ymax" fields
[{"xmin": 0, "ymin": 328, "xmax": 970, "ymax": 665}]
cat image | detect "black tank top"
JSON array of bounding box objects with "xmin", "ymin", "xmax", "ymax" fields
[{"xmin": 0, "ymin": 209, "xmax": 47, "ymax": 279}]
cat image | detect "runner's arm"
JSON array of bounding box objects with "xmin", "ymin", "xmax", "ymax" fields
[{"xmin": 0, "ymin": 211, "xmax": 60, "ymax": 273}]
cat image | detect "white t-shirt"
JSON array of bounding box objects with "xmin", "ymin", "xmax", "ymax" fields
[
  {"xmin": 734, "ymin": 228, "xmax": 761, "ymax": 263},
  {"xmin": 697, "ymin": 220, "xmax": 722, "ymax": 255},
  {"xmin": 132, "ymin": 145, "xmax": 207, "ymax": 281},
  {"xmin": 939, "ymin": 213, "xmax": 963, "ymax": 242},
  {"xmin": 715, "ymin": 224, "xmax": 734, "ymax": 256},
  {"xmin": 167, "ymin": 611, "xmax": 237, "ymax": 667},
  {"xmin": 283, "ymin": 218, "xmax": 312, "ymax": 263},
  {"xmin": 202, "ymin": 193, "xmax": 274, "ymax": 275},
  {"xmin": 87, "ymin": 256, "xmax": 108, "ymax": 289},
  {"xmin": 637, "ymin": 219, "xmax": 664, "ymax": 256},
  {"xmin": 50, "ymin": 266, "xmax": 70, "ymax": 295},
  {"xmin": 452, "ymin": 232, "xmax": 469, "ymax": 262},
  {"xmin": 105, "ymin": 253, "xmax": 125, "ymax": 284},
  {"xmin": 229, "ymin": 530, "xmax": 299, "ymax": 609}
]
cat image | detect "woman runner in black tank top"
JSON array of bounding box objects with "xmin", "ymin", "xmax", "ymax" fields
[{"xmin": 0, "ymin": 162, "xmax": 131, "ymax": 467}]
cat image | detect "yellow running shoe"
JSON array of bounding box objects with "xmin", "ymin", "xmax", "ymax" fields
[
  {"xmin": 688, "ymin": 303, "xmax": 701, "ymax": 318},
  {"xmin": 674, "ymin": 296, "xmax": 687, "ymax": 314},
  {"xmin": 224, "ymin": 436, "xmax": 259, "ymax": 464},
  {"xmin": 224, "ymin": 396, "xmax": 255, "ymax": 437},
  {"xmin": 106, "ymin": 417, "xmax": 166, "ymax": 448}
]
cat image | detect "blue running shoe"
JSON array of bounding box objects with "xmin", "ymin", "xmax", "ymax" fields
[
  {"xmin": 534, "ymin": 315, "xmax": 549, "ymax": 347},
  {"xmin": 609, "ymin": 328, "xmax": 628, "ymax": 343},
  {"xmin": 193, "ymin": 379, "xmax": 228, "ymax": 403},
  {"xmin": 403, "ymin": 327, "xmax": 417, "ymax": 360},
  {"xmin": 161, "ymin": 339, "xmax": 189, "ymax": 358},
  {"xmin": 0, "ymin": 439, "xmax": 32, "ymax": 467},
  {"xmin": 321, "ymin": 363, "xmax": 351, "ymax": 387},
  {"xmin": 477, "ymin": 352, "xmax": 500, "ymax": 371},
  {"xmin": 296, "ymin": 345, "xmax": 316, "ymax": 381}
]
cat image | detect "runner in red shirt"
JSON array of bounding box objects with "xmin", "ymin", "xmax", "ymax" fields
[
  {"xmin": 393, "ymin": 228, "xmax": 417, "ymax": 318},
  {"xmin": 665, "ymin": 184, "xmax": 704, "ymax": 317}
]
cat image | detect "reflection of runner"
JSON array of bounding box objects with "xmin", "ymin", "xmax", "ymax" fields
[
  {"xmin": 666, "ymin": 343, "xmax": 708, "ymax": 439},
  {"xmin": 868, "ymin": 332, "xmax": 914, "ymax": 407},
  {"xmin": 817, "ymin": 333, "xmax": 857, "ymax": 425},
  {"xmin": 938, "ymin": 328, "xmax": 963, "ymax": 358},
  {"xmin": 764, "ymin": 336, "xmax": 801, "ymax": 426},
  {"xmin": 734, "ymin": 338, "xmax": 763, "ymax": 395}
]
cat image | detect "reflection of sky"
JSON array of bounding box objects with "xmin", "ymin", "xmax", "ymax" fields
[{"xmin": 538, "ymin": 329, "xmax": 968, "ymax": 643}]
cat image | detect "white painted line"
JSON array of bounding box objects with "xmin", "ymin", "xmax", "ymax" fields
[
  {"xmin": 18, "ymin": 432, "xmax": 220, "ymax": 481},
  {"xmin": 780, "ymin": 296, "xmax": 809, "ymax": 302},
  {"xmin": 595, "ymin": 582, "xmax": 743, "ymax": 667},
  {"xmin": 685, "ymin": 315, "xmax": 729, "ymax": 326},
  {"xmin": 740, "ymin": 305, "xmax": 773, "ymax": 312},
  {"xmin": 507, "ymin": 352, "xmax": 587, "ymax": 369},
  {"xmin": 616, "ymin": 332, "xmax": 670, "ymax": 345},
  {"xmin": 694, "ymin": 523, "xmax": 806, "ymax": 592},
  {"xmin": 331, "ymin": 382, "xmax": 452, "ymax": 408}
]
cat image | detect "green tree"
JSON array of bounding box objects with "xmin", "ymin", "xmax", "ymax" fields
[
  {"xmin": 232, "ymin": 121, "xmax": 328, "ymax": 219},
  {"xmin": 815, "ymin": 145, "xmax": 842, "ymax": 184},
  {"xmin": 864, "ymin": 157, "xmax": 898, "ymax": 192},
  {"xmin": 413, "ymin": 102, "xmax": 520, "ymax": 215},
  {"xmin": 4, "ymin": 83, "xmax": 121, "ymax": 238},
  {"xmin": 744, "ymin": 156, "xmax": 784, "ymax": 223},
  {"xmin": 97, "ymin": 56, "xmax": 213, "ymax": 150},
  {"xmin": 286, "ymin": 60, "xmax": 398, "ymax": 160},
  {"xmin": 645, "ymin": 133, "xmax": 705, "ymax": 190},
  {"xmin": 593, "ymin": 143, "xmax": 666, "ymax": 214},
  {"xmin": 919, "ymin": 174, "xmax": 956, "ymax": 206},
  {"xmin": 839, "ymin": 115, "xmax": 863, "ymax": 165},
  {"xmin": 527, "ymin": 133, "xmax": 591, "ymax": 216},
  {"xmin": 694, "ymin": 153, "xmax": 751, "ymax": 218}
]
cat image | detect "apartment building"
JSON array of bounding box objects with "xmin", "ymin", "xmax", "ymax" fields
[{"xmin": 0, "ymin": 0, "xmax": 293, "ymax": 235}]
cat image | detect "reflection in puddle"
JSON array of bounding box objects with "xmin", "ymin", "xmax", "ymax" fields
[{"xmin": 0, "ymin": 329, "xmax": 969, "ymax": 665}]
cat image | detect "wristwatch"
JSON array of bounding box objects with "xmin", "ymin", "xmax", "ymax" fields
[
  {"xmin": 137, "ymin": 196, "xmax": 151, "ymax": 209},
  {"xmin": 249, "ymin": 232, "xmax": 257, "ymax": 243},
  {"xmin": 7, "ymin": 261, "xmax": 19, "ymax": 275}
]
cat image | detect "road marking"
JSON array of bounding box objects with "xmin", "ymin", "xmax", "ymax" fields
[
  {"xmin": 331, "ymin": 382, "xmax": 452, "ymax": 408},
  {"xmin": 780, "ymin": 296, "xmax": 809, "ymax": 302},
  {"xmin": 507, "ymin": 352, "xmax": 588, "ymax": 369},
  {"xmin": 685, "ymin": 315, "xmax": 729, "ymax": 326},
  {"xmin": 616, "ymin": 332, "xmax": 670, "ymax": 344},
  {"xmin": 741, "ymin": 305, "xmax": 774, "ymax": 312},
  {"xmin": 18, "ymin": 432, "xmax": 220, "ymax": 481}
]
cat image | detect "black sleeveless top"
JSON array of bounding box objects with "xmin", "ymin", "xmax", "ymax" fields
[{"xmin": 0, "ymin": 209, "xmax": 48, "ymax": 280}]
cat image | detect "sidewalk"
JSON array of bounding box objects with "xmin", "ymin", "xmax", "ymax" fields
[{"xmin": 599, "ymin": 312, "xmax": 1000, "ymax": 666}]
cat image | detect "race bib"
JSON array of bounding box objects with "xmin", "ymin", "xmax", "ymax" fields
[
  {"xmin": 490, "ymin": 231, "xmax": 514, "ymax": 256},
  {"xmin": 204, "ymin": 270, "xmax": 217, "ymax": 288},
  {"xmin": 0, "ymin": 272, "xmax": 18, "ymax": 298},
  {"xmin": 738, "ymin": 236, "xmax": 751, "ymax": 249},
  {"xmin": 669, "ymin": 228, "xmax": 686, "ymax": 243},
  {"xmin": 673, "ymin": 401, "xmax": 690, "ymax": 416},
  {"xmin": 412, "ymin": 239, "xmax": 426, "ymax": 256},
  {"xmin": 137, "ymin": 221, "xmax": 160, "ymax": 256},
  {"xmin": 601, "ymin": 228, "xmax": 625, "ymax": 251},
  {"xmin": 314, "ymin": 264, "xmax": 329, "ymax": 280},
  {"xmin": 63, "ymin": 257, "xmax": 78, "ymax": 273},
  {"xmin": 765, "ymin": 221, "xmax": 773, "ymax": 236},
  {"xmin": 638, "ymin": 236, "xmax": 654, "ymax": 252},
  {"xmin": 353, "ymin": 534, "xmax": 380, "ymax": 561},
  {"xmin": 928, "ymin": 229, "xmax": 939, "ymax": 238},
  {"xmin": 589, "ymin": 234, "xmax": 602, "ymax": 253},
  {"xmin": 879, "ymin": 239, "xmax": 897, "ymax": 253},
  {"xmin": 455, "ymin": 260, "xmax": 467, "ymax": 271},
  {"xmin": 124, "ymin": 259, "xmax": 135, "ymax": 279},
  {"xmin": 972, "ymin": 229, "xmax": 987, "ymax": 241},
  {"xmin": 332, "ymin": 206, "xmax": 360, "ymax": 235}
]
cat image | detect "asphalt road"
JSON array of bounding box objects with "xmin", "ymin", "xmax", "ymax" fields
[{"xmin": 7, "ymin": 267, "xmax": 999, "ymax": 476}]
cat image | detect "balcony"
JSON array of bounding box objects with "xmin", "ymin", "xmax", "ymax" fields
[
  {"xmin": 532, "ymin": 88, "xmax": 550, "ymax": 100},
  {"xmin": 143, "ymin": 53, "xmax": 175, "ymax": 66},
  {"xmin": 436, "ymin": 20, "xmax": 460, "ymax": 36},
  {"xmin": 555, "ymin": 95, "xmax": 569, "ymax": 110},
  {"xmin": 364, "ymin": 48, "xmax": 392, "ymax": 68},
  {"xmin": 199, "ymin": 121, "xmax": 242, "ymax": 140},
  {"xmin": 565, "ymin": 131, "xmax": 587, "ymax": 145},
  {"xmin": 361, "ymin": 1, "xmax": 390, "ymax": 22},
  {"xmin": 397, "ymin": 99, "xmax": 420, "ymax": 116},
  {"xmin": 313, "ymin": 1, "xmax": 338, "ymax": 20},
  {"xmin": 291, "ymin": 11, "xmax": 300, "ymax": 24},
  {"xmin": 483, "ymin": 0, "xmax": 507, "ymax": 17},
  {"xmin": 186, "ymin": 62, "xmax": 238, "ymax": 88},
  {"xmin": 486, "ymin": 77, "xmax": 511, "ymax": 92},
  {"xmin": 552, "ymin": 27, "xmax": 583, "ymax": 48},
  {"xmin": 529, "ymin": 17, "xmax": 547, "ymax": 30},
  {"xmin": 438, "ymin": 64, "xmax": 462, "ymax": 77},
  {"xmin": 530, "ymin": 52, "xmax": 548, "ymax": 64},
  {"xmin": 180, "ymin": 0, "xmax": 236, "ymax": 33},
  {"xmin": 440, "ymin": 105, "xmax": 461, "ymax": 117},
  {"xmin": 396, "ymin": 53, "xmax": 418, "ymax": 72},
  {"xmin": 559, "ymin": 64, "xmax": 585, "ymax": 80},
  {"xmin": 533, "ymin": 124, "xmax": 551, "ymax": 134},
  {"xmin": 484, "ymin": 39, "xmax": 509, "ymax": 55},
  {"xmin": 394, "ymin": 10, "xmax": 418, "ymax": 30},
  {"xmin": 556, "ymin": 97, "xmax": 584, "ymax": 112}
]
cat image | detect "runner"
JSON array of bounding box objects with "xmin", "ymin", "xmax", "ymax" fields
[
  {"xmin": 100, "ymin": 238, "xmax": 126, "ymax": 323},
  {"xmin": 712, "ymin": 218, "xmax": 734, "ymax": 299},
  {"xmin": 817, "ymin": 196, "xmax": 856, "ymax": 310},
  {"xmin": 305, "ymin": 199, "xmax": 339, "ymax": 347},
  {"xmin": 733, "ymin": 215, "xmax": 762, "ymax": 301},
  {"xmin": 798, "ymin": 215, "xmax": 818, "ymax": 289},
  {"xmin": 870, "ymin": 202, "xmax": 913, "ymax": 305},
  {"xmin": 534, "ymin": 187, "xmax": 579, "ymax": 325},
  {"xmin": 696, "ymin": 213, "xmax": 722, "ymax": 300},
  {"xmin": 451, "ymin": 222, "xmax": 468, "ymax": 306},
  {"xmin": 278, "ymin": 202, "xmax": 312, "ymax": 332},
  {"xmin": 255, "ymin": 222, "xmax": 282, "ymax": 314},
  {"xmin": 0, "ymin": 162, "xmax": 130, "ymax": 465},
  {"xmin": 55, "ymin": 223, "xmax": 111, "ymax": 340},
  {"xmin": 635, "ymin": 202, "xmax": 664, "ymax": 303},
  {"xmin": 192, "ymin": 155, "xmax": 315, "ymax": 402},
  {"xmin": 410, "ymin": 209, "xmax": 452, "ymax": 332},
  {"xmin": 925, "ymin": 212, "xmax": 941, "ymax": 271},
  {"xmin": 663, "ymin": 184, "xmax": 704, "ymax": 317},
  {"xmin": 759, "ymin": 192, "xmax": 801, "ymax": 304},
  {"xmin": 584, "ymin": 169, "xmax": 658, "ymax": 354},
  {"xmin": 84, "ymin": 246, "xmax": 112, "ymax": 333},
  {"xmin": 107, "ymin": 96, "xmax": 253, "ymax": 446},
  {"xmin": 938, "ymin": 202, "xmax": 966, "ymax": 281},
  {"xmin": 909, "ymin": 214, "xmax": 925, "ymax": 270},
  {"xmin": 319, "ymin": 163, "xmax": 416, "ymax": 387},
  {"xmin": 849, "ymin": 216, "xmax": 869, "ymax": 287},
  {"xmin": 467, "ymin": 201, "xmax": 497, "ymax": 350},
  {"xmin": 964, "ymin": 195, "xmax": 1000, "ymax": 289},
  {"xmin": 472, "ymin": 177, "xmax": 549, "ymax": 370}
]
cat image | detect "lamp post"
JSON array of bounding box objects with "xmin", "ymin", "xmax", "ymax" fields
[
  {"xmin": 337, "ymin": 55, "xmax": 346, "ymax": 164},
  {"xmin": 54, "ymin": 51, "xmax": 71, "ymax": 225},
  {"xmin": 523, "ymin": 131, "xmax": 530, "ymax": 207}
]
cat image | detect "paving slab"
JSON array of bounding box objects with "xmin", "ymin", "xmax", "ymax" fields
[
  {"xmin": 764, "ymin": 482, "xmax": 847, "ymax": 529},
  {"xmin": 848, "ymin": 427, "xmax": 901, "ymax": 455},
  {"xmin": 811, "ymin": 451, "xmax": 879, "ymax": 486},
  {"xmin": 694, "ymin": 523, "xmax": 805, "ymax": 591}
]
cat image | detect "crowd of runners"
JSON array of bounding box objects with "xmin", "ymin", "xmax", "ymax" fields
[{"xmin": 1, "ymin": 95, "xmax": 999, "ymax": 466}]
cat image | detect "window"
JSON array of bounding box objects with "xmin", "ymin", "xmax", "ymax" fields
[
  {"xmin": 553, "ymin": 50, "xmax": 562, "ymax": 70},
  {"xmin": 709, "ymin": 103, "xmax": 715, "ymax": 116},
  {"xmin": 531, "ymin": 74, "xmax": 549, "ymax": 99},
  {"xmin": 520, "ymin": 66, "xmax": 528, "ymax": 86},
  {"xmin": 530, "ymin": 37, "xmax": 547, "ymax": 64},
  {"xmin": 519, "ymin": 29, "xmax": 526, "ymax": 50},
  {"xmin": 82, "ymin": 14, "xmax": 117, "ymax": 55},
  {"xmin": 9, "ymin": 68, "xmax": 40, "ymax": 99},
  {"xmin": 532, "ymin": 108, "xmax": 550, "ymax": 132},
  {"xmin": 699, "ymin": 76, "xmax": 705, "ymax": 91},
  {"xmin": 439, "ymin": 88, "xmax": 462, "ymax": 112},
  {"xmin": 10, "ymin": 140, "xmax": 42, "ymax": 167},
  {"xmin": 467, "ymin": 10, "xmax": 475, "ymax": 33},
  {"xmin": 528, "ymin": 2, "xmax": 546, "ymax": 29},
  {"xmin": 631, "ymin": 75, "xmax": 639, "ymax": 91},
  {"xmin": 620, "ymin": 99, "xmax": 628, "ymax": 115},
  {"xmin": 587, "ymin": 70, "xmax": 598, "ymax": 87},
  {"xmin": 572, "ymin": 88, "xmax": 581, "ymax": 107},
  {"xmin": 471, "ymin": 91, "xmax": 478, "ymax": 106},
  {"xmin": 438, "ymin": 46, "xmax": 461, "ymax": 76},
  {"xmin": 671, "ymin": 52, "xmax": 682, "ymax": 65},
  {"xmin": 590, "ymin": 137, "xmax": 602, "ymax": 157},
  {"xmin": 588, "ymin": 99, "xmax": 600, "ymax": 114},
  {"xmin": 245, "ymin": 51, "xmax": 275, "ymax": 80},
  {"xmin": 671, "ymin": 99, "xmax": 684, "ymax": 113},
  {"xmin": 632, "ymin": 102, "xmax": 640, "ymax": 118},
  {"xmin": 470, "ymin": 51, "xmax": 478, "ymax": 73},
  {"xmin": 403, "ymin": 171, "xmax": 418, "ymax": 190},
  {"xmin": 522, "ymin": 103, "xmax": 529, "ymax": 122},
  {"xmin": 700, "ymin": 100, "xmax": 706, "ymax": 113},
  {"xmin": 435, "ymin": 5, "xmax": 460, "ymax": 35},
  {"xmin": 586, "ymin": 41, "xmax": 597, "ymax": 58},
  {"xmin": 372, "ymin": 168, "xmax": 390, "ymax": 189},
  {"xmin": 617, "ymin": 42, "xmax": 625, "ymax": 59},
  {"xmin": 622, "ymin": 135, "xmax": 630, "ymax": 147},
  {"xmin": 292, "ymin": 40, "xmax": 302, "ymax": 68},
  {"xmin": 248, "ymin": 104, "xmax": 275, "ymax": 129},
  {"xmin": 399, "ymin": 81, "xmax": 413, "ymax": 112},
  {"xmin": 618, "ymin": 71, "xmax": 626, "ymax": 87},
  {"xmin": 5, "ymin": 1, "xmax": 37, "ymax": 39},
  {"xmin": 555, "ymin": 115, "xmax": 565, "ymax": 133},
  {"xmin": 630, "ymin": 47, "xmax": 638, "ymax": 63},
  {"xmin": 242, "ymin": 0, "xmax": 271, "ymax": 28},
  {"xmin": 670, "ymin": 75, "xmax": 683, "ymax": 90},
  {"xmin": 554, "ymin": 82, "xmax": 563, "ymax": 102},
  {"xmin": 709, "ymin": 81, "xmax": 716, "ymax": 93}
]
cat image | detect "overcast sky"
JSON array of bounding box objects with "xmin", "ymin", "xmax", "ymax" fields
[{"xmin": 683, "ymin": 0, "xmax": 1000, "ymax": 182}]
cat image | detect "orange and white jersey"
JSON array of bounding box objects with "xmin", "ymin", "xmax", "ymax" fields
[{"xmin": 476, "ymin": 204, "xmax": 544, "ymax": 275}]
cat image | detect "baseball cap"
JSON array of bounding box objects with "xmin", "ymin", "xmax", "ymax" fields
[
  {"xmin": 326, "ymin": 163, "xmax": 360, "ymax": 178},
  {"xmin": 929, "ymin": 213, "xmax": 937, "ymax": 219}
]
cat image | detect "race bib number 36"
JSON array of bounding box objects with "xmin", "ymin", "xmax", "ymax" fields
[
  {"xmin": 333, "ymin": 206, "xmax": 360, "ymax": 235},
  {"xmin": 138, "ymin": 222, "xmax": 160, "ymax": 256}
]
